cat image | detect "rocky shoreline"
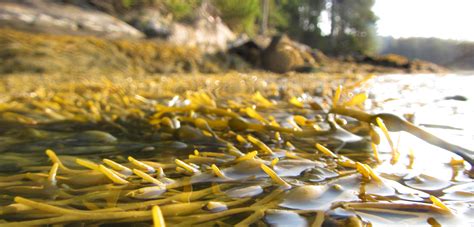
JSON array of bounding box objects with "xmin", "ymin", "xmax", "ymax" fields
[{"xmin": 0, "ymin": 0, "xmax": 446, "ymax": 75}]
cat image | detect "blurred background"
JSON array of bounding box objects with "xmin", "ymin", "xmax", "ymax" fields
[{"xmin": 0, "ymin": 0, "xmax": 472, "ymax": 74}]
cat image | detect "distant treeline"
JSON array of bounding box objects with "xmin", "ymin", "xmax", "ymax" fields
[
  {"xmin": 59, "ymin": 0, "xmax": 377, "ymax": 55},
  {"xmin": 378, "ymin": 36, "xmax": 474, "ymax": 69}
]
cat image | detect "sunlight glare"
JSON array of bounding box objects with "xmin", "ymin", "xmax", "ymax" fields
[{"xmin": 374, "ymin": 0, "xmax": 474, "ymax": 41}]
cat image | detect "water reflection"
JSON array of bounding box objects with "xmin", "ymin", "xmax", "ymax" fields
[
  {"xmin": 369, "ymin": 73, "xmax": 474, "ymax": 151},
  {"xmin": 0, "ymin": 73, "xmax": 473, "ymax": 226}
]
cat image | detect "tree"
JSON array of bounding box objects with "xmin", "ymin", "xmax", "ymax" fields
[
  {"xmin": 212, "ymin": 0, "xmax": 260, "ymax": 35},
  {"xmin": 260, "ymin": 0, "xmax": 269, "ymax": 35},
  {"xmin": 328, "ymin": 0, "xmax": 377, "ymax": 55},
  {"xmin": 269, "ymin": 0, "xmax": 377, "ymax": 55},
  {"xmin": 275, "ymin": 0, "xmax": 325, "ymax": 43}
]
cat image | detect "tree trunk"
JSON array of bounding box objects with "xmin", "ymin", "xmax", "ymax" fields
[
  {"xmin": 260, "ymin": 0, "xmax": 269, "ymax": 35},
  {"xmin": 329, "ymin": 0, "xmax": 340, "ymax": 54}
]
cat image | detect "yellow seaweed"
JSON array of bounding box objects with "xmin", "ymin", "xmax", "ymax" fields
[
  {"xmin": 153, "ymin": 205, "xmax": 166, "ymax": 227},
  {"xmin": 129, "ymin": 156, "xmax": 156, "ymax": 173},
  {"xmin": 47, "ymin": 163, "xmax": 59, "ymax": 186},
  {"xmin": 315, "ymin": 143, "xmax": 338, "ymax": 158},
  {"xmin": 247, "ymin": 135, "xmax": 274, "ymax": 154},
  {"xmin": 332, "ymin": 85, "xmax": 343, "ymax": 106},
  {"xmin": 429, "ymin": 195, "xmax": 452, "ymax": 214},
  {"xmin": 103, "ymin": 159, "xmax": 133, "ymax": 175},
  {"xmin": 175, "ymin": 159, "xmax": 200, "ymax": 174},
  {"xmin": 260, "ymin": 164, "xmax": 291, "ymax": 189},
  {"xmin": 98, "ymin": 165, "xmax": 129, "ymax": 185},
  {"xmin": 235, "ymin": 151, "xmax": 259, "ymax": 162},
  {"xmin": 210, "ymin": 164, "xmax": 226, "ymax": 178},
  {"xmin": 76, "ymin": 158, "xmax": 100, "ymax": 171},
  {"xmin": 133, "ymin": 169, "xmax": 165, "ymax": 187}
]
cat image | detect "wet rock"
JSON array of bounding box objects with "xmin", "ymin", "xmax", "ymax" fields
[
  {"xmin": 356, "ymin": 53, "xmax": 446, "ymax": 73},
  {"xmin": 0, "ymin": 0, "xmax": 144, "ymax": 39},
  {"xmin": 444, "ymin": 95, "xmax": 468, "ymax": 101},
  {"xmin": 228, "ymin": 40, "xmax": 264, "ymax": 67},
  {"xmin": 359, "ymin": 54, "xmax": 410, "ymax": 68},
  {"xmin": 262, "ymin": 36, "xmax": 304, "ymax": 73},
  {"xmin": 229, "ymin": 34, "xmax": 321, "ymax": 73}
]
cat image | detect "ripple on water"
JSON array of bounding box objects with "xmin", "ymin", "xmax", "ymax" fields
[
  {"xmin": 225, "ymin": 185, "xmax": 263, "ymax": 198},
  {"xmin": 264, "ymin": 209, "xmax": 308, "ymax": 227},
  {"xmin": 441, "ymin": 182, "xmax": 474, "ymax": 201},
  {"xmin": 404, "ymin": 173, "xmax": 451, "ymax": 191}
]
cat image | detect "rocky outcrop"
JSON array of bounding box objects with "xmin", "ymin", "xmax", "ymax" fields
[
  {"xmin": 126, "ymin": 9, "xmax": 173, "ymax": 39},
  {"xmin": 262, "ymin": 35, "xmax": 317, "ymax": 73},
  {"xmin": 228, "ymin": 40, "xmax": 264, "ymax": 67},
  {"xmin": 0, "ymin": 0, "xmax": 144, "ymax": 39},
  {"xmin": 358, "ymin": 54, "xmax": 446, "ymax": 73},
  {"xmin": 0, "ymin": 0, "xmax": 235, "ymax": 53},
  {"xmin": 127, "ymin": 8, "xmax": 235, "ymax": 53},
  {"xmin": 167, "ymin": 17, "xmax": 235, "ymax": 53},
  {"xmin": 230, "ymin": 35, "xmax": 322, "ymax": 73}
]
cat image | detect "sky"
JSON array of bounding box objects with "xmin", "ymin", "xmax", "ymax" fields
[{"xmin": 373, "ymin": 0, "xmax": 474, "ymax": 41}]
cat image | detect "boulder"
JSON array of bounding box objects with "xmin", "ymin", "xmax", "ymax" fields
[
  {"xmin": 125, "ymin": 9, "xmax": 173, "ymax": 39},
  {"xmin": 228, "ymin": 40, "xmax": 264, "ymax": 67},
  {"xmin": 124, "ymin": 7, "xmax": 235, "ymax": 53},
  {"xmin": 166, "ymin": 16, "xmax": 235, "ymax": 53},
  {"xmin": 0, "ymin": 0, "xmax": 144, "ymax": 39},
  {"xmin": 262, "ymin": 35, "xmax": 308, "ymax": 73},
  {"xmin": 230, "ymin": 34, "xmax": 321, "ymax": 73},
  {"xmin": 357, "ymin": 53, "xmax": 446, "ymax": 72}
]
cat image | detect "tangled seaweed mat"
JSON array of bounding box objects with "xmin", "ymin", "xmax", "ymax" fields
[
  {"xmin": 0, "ymin": 28, "xmax": 444, "ymax": 76},
  {"xmin": 0, "ymin": 28, "xmax": 248, "ymax": 75},
  {"xmin": 0, "ymin": 72, "xmax": 472, "ymax": 226}
]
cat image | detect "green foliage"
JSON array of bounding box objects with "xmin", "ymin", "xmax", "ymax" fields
[
  {"xmin": 266, "ymin": 1, "xmax": 288, "ymax": 30},
  {"xmin": 164, "ymin": 0, "xmax": 201, "ymax": 21},
  {"xmin": 121, "ymin": 0, "xmax": 134, "ymax": 8},
  {"xmin": 64, "ymin": 0, "xmax": 379, "ymax": 55},
  {"xmin": 257, "ymin": 0, "xmax": 377, "ymax": 55},
  {"xmin": 60, "ymin": 0, "xmax": 160, "ymax": 15},
  {"xmin": 213, "ymin": 0, "xmax": 260, "ymax": 35},
  {"xmin": 329, "ymin": 0, "xmax": 378, "ymax": 55},
  {"xmin": 269, "ymin": 0, "xmax": 299, "ymax": 33}
]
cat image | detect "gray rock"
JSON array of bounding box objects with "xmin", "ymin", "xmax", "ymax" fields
[
  {"xmin": 0, "ymin": 0, "xmax": 144, "ymax": 39},
  {"xmin": 119, "ymin": 5, "xmax": 235, "ymax": 53},
  {"xmin": 167, "ymin": 16, "xmax": 235, "ymax": 53},
  {"xmin": 126, "ymin": 9, "xmax": 172, "ymax": 38}
]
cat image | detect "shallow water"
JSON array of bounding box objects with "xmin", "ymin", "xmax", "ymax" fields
[
  {"xmin": 0, "ymin": 72, "xmax": 473, "ymax": 226},
  {"xmin": 369, "ymin": 73, "xmax": 474, "ymax": 151},
  {"xmin": 362, "ymin": 73, "xmax": 474, "ymax": 225}
]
